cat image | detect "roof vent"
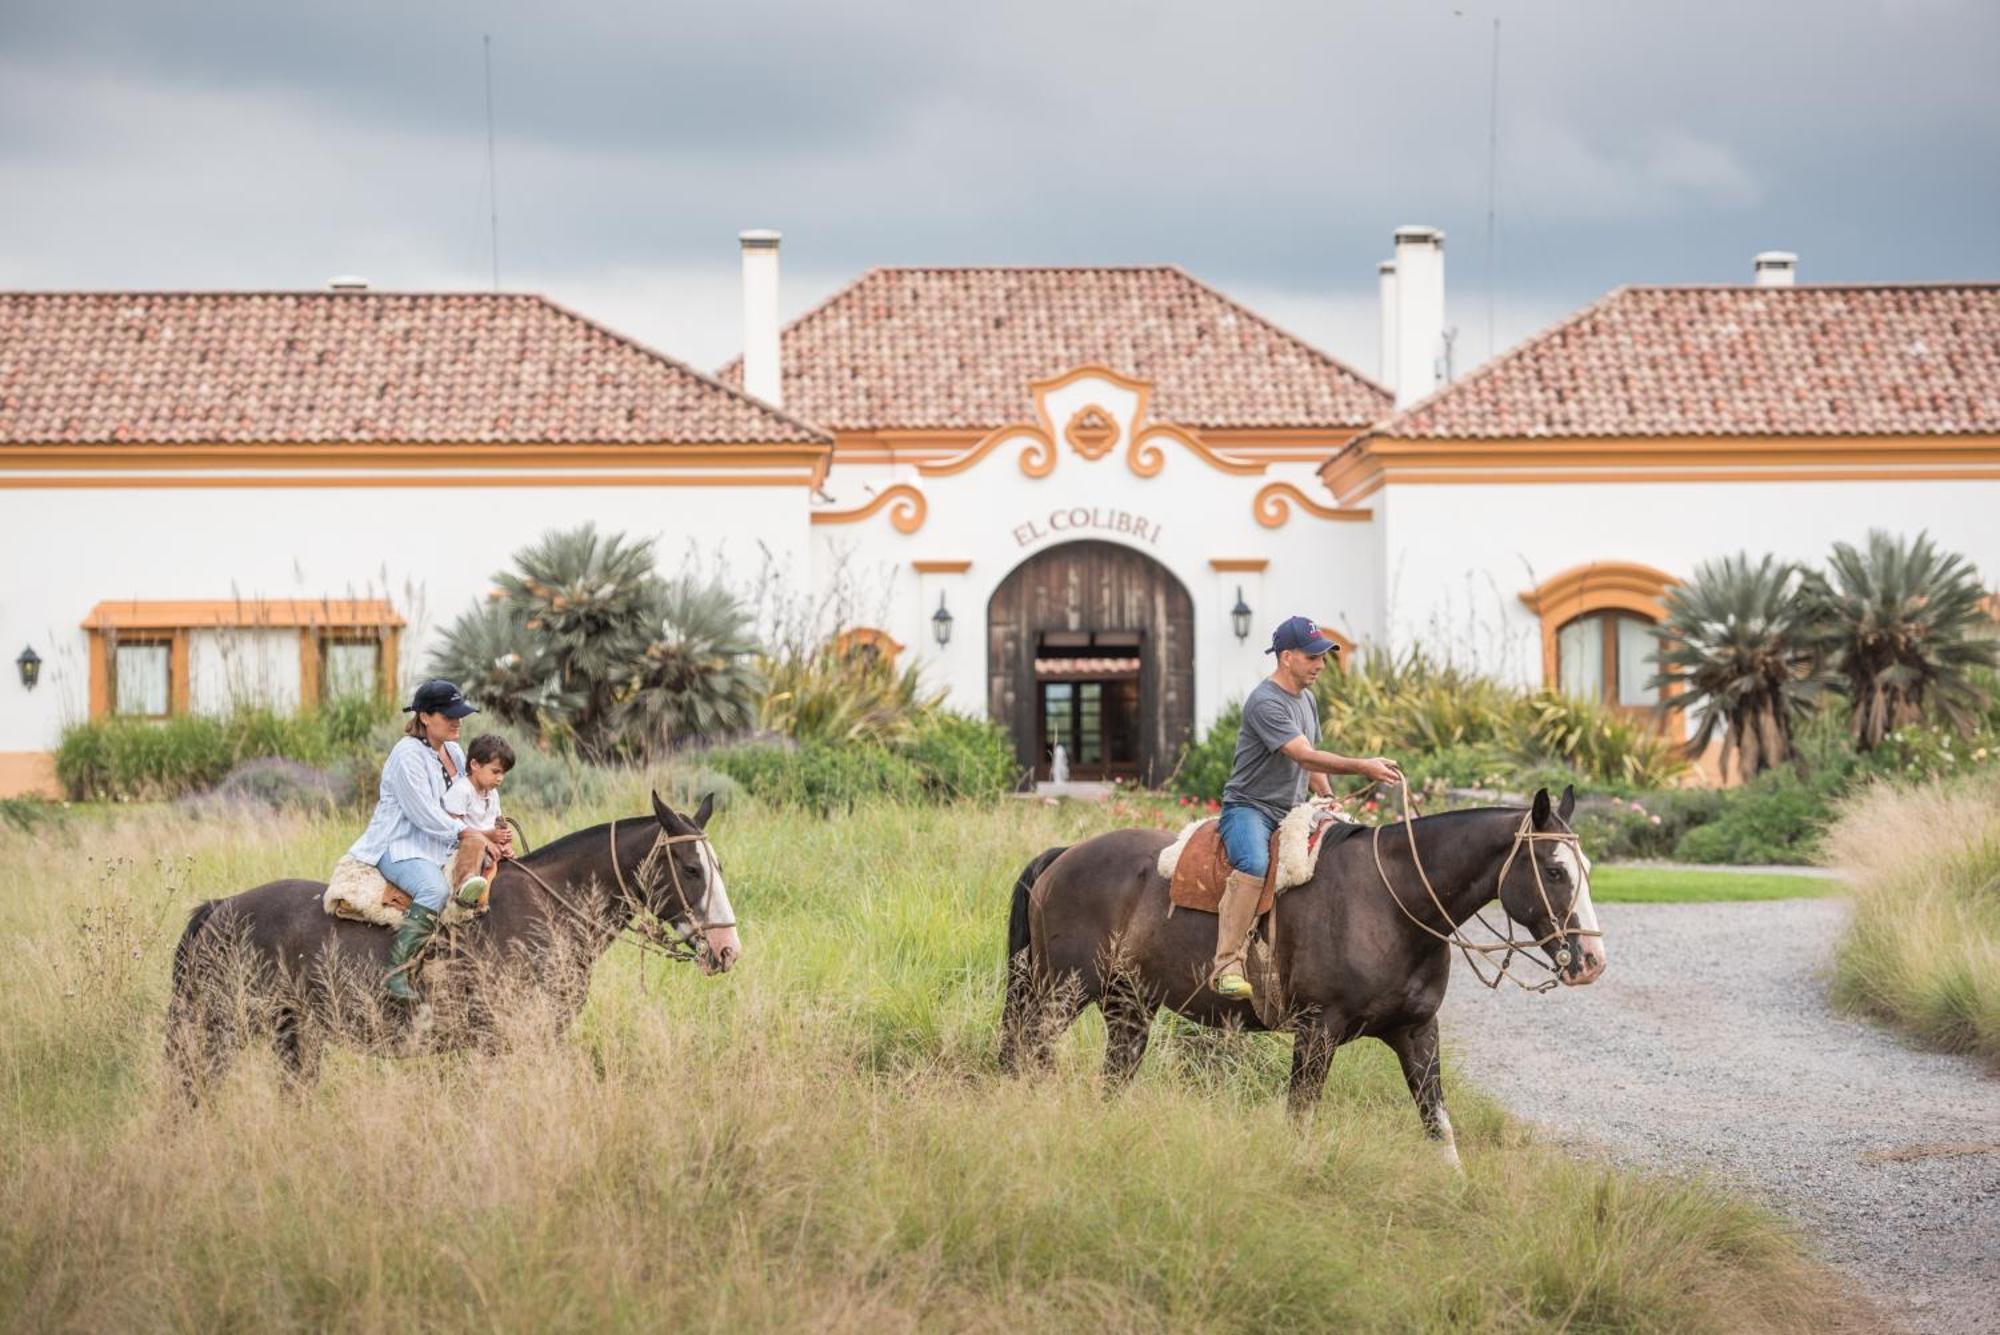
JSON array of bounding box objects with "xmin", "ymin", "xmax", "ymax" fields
[
  {"xmin": 1752, "ymin": 252, "xmax": 1797, "ymax": 287},
  {"xmin": 327, "ymin": 275, "xmax": 370, "ymax": 292}
]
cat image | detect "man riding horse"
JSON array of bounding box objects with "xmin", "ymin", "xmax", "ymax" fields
[{"xmin": 1211, "ymin": 616, "xmax": 1402, "ymax": 1003}]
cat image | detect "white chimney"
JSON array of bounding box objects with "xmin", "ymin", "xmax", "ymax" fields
[
  {"xmin": 1392, "ymin": 225, "xmax": 1446, "ymax": 408},
  {"xmin": 739, "ymin": 229, "xmax": 783, "ymax": 406},
  {"xmin": 326, "ymin": 275, "xmax": 369, "ymax": 292},
  {"xmin": 1377, "ymin": 260, "xmax": 1399, "ymax": 389},
  {"xmin": 1753, "ymin": 250, "xmax": 1798, "ymax": 287}
]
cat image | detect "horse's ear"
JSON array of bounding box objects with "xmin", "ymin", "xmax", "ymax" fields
[
  {"xmin": 1557, "ymin": 784, "xmax": 1576, "ymax": 823},
  {"xmin": 694, "ymin": 791, "xmax": 715, "ymax": 829},
  {"xmin": 1531, "ymin": 787, "xmax": 1552, "ymax": 827},
  {"xmin": 650, "ymin": 789, "xmax": 678, "ymax": 829}
]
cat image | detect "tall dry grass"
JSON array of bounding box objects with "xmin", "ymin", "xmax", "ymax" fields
[
  {"xmin": 0, "ymin": 788, "xmax": 1865, "ymax": 1332},
  {"xmin": 1825, "ymin": 779, "xmax": 2000, "ymax": 1066}
]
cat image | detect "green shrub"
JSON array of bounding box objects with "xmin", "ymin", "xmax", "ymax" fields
[
  {"xmin": 1170, "ymin": 702, "xmax": 1240, "ymax": 800},
  {"xmin": 906, "ymin": 711, "xmax": 1020, "ymax": 799},
  {"xmin": 53, "ymin": 703, "xmax": 396, "ymax": 803},
  {"xmin": 704, "ymin": 740, "xmax": 926, "ymax": 814},
  {"xmin": 760, "ymin": 644, "xmax": 940, "ymax": 748},
  {"xmin": 1672, "ymin": 772, "xmax": 1836, "ymax": 864}
]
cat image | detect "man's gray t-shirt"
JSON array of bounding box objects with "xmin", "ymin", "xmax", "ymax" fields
[{"xmin": 1221, "ymin": 678, "xmax": 1319, "ymax": 823}]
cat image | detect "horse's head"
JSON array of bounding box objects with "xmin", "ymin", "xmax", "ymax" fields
[
  {"xmin": 648, "ymin": 789, "xmax": 742, "ymax": 975},
  {"xmin": 1498, "ymin": 785, "xmax": 1607, "ymax": 987}
]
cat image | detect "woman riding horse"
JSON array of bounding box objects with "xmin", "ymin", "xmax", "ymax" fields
[{"xmin": 347, "ymin": 678, "xmax": 511, "ymax": 1001}]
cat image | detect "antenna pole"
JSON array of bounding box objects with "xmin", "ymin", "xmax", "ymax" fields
[
  {"xmin": 1484, "ymin": 17, "xmax": 1500, "ymax": 361},
  {"xmin": 484, "ymin": 34, "xmax": 501, "ymax": 292}
]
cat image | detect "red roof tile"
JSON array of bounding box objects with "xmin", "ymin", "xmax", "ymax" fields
[
  {"xmin": 1382, "ymin": 284, "xmax": 2000, "ymax": 440},
  {"xmin": 0, "ymin": 292, "xmax": 828, "ymax": 446},
  {"xmin": 717, "ymin": 266, "xmax": 1388, "ymax": 432}
]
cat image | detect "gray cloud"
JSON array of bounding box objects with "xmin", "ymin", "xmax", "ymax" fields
[{"xmin": 1, "ymin": 0, "xmax": 1994, "ymax": 374}]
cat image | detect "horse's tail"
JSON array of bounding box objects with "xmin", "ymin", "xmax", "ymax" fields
[
  {"xmin": 999, "ymin": 846, "xmax": 1066, "ymax": 1073},
  {"xmin": 1008, "ymin": 845, "xmax": 1066, "ymax": 965},
  {"xmin": 172, "ymin": 899, "xmax": 220, "ymax": 1000}
]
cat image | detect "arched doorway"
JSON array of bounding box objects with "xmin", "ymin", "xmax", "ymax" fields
[{"xmin": 988, "ymin": 540, "xmax": 1195, "ymax": 786}]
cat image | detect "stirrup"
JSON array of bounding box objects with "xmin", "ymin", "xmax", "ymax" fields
[
  {"xmin": 454, "ymin": 875, "xmax": 489, "ymax": 907},
  {"xmin": 1211, "ymin": 972, "xmax": 1256, "ymax": 1001}
]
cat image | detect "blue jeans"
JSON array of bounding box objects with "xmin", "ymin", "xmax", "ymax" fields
[
  {"xmin": 379, "ymin": 854, "xmax": 449, "ymax": 913},
  {"xmin": 1218, "ymin": 803, "xmax": 1277, "ymax": 879}
]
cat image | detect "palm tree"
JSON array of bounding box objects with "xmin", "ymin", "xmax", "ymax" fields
[
  {"xmin": 1807, "ymin": 530, "xmax": 1996, "ymax": 750},
  {"xmin": 431, "ymin": 525, "xmax": 764, "ymax": 760},
  {"xmin": 618, "ymin": 575, "xmax": 767, "ymax": 750},
  {"xmin": 1650, "ymin": 553, "xmax": 1827, "ymax": 780}
]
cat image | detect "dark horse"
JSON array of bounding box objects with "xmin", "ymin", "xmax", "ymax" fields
[
  {"xmin": 166, "ymin": 791, "xmax": 741, "ymax": 1101},
  {"xmin": 998, "ymin": 787, "xmax": 1606, "ymax": 1165}
]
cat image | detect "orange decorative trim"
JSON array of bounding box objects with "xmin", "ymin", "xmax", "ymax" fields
[
  {"xmin": 169, "ymin": 635, "xmax": 191, "ymax": 715},
  {"xmin": 1519, "ymin": 561, "xmax": 1680, "ymax": 691},
  {"xmin": 83, "ymin": 599, "xmax": 405, "ymax": 631},
  {"xmin": 1209, "ymin": 558, "xmax": 1269, "ymax": 572},
  {"xmin": 1, "ymin": 473, "xmax": 814, "ymax": 491},
  {"xmin": 911, "ymin": 559, "xmax": 973, "ymax": 574},
  {"xmin": 1322, "ymin": 433, "xmax": 2000, "ymax": 505},
  {"xmin": 87, "ymin": 634, "xmax": 109, "ymax": 720},
  {"xmin": 0, "ymin": 752, "xmax": 60, "ymax": 799},
  {"xmin": 1315, "ymin": 623, "xmax": 1357, "ymax": 669},
  {"xmin": 833, "ymin": 627, "xmax": 905, "ymax": 660},
  {"xmin": 0, "ymin": 443, "xmax": 830, "ymax": 472},
  {"xmin": 914, "ymin": 424, "xmax": 1056, "ymax": 479},
  {"xmin": 1126, "ymin": 424, "xmax": 1265, "ymax": 479},
  {"xmin": 298, "ymin": 632, "xmax": 320, "ymax": 710},
  {"xmin": 1064, "ymin": 405, "xmax": 1120, "ymax": 460},
  {"xmin": 1252, "ymin": 483, "xmax": 1373, "ymax": 528},
  {"xmin": 810, "ymin": 484, "xmax": 927, "ymax": 535},
  {"xmin": 912, "ymin": 365, "xmax": 1271, "ymax": 482}
]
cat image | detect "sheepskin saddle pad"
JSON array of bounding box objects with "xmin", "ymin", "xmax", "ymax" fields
[
  {"xmin": 1159, "ymin": 800, "xmax": 1360, "ymax": 916},
  {"xmin": 323, "ymin": 856, "xmax": 485, "ymax": 930}
]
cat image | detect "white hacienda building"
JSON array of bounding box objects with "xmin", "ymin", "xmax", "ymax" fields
[{"xmin": 2, "ymin": 232, "xmax": 1996, "ymax": 794}]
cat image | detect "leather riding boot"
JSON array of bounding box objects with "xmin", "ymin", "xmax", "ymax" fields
[
  {"xmin": 450, "ymin": 833, "xmax": 489, "ymax": 908},
  {"xmin": 383, "ymin": 903, "xmax": 441, "ymax": 1003},
  {"xmin": 1210, "ymin": 870, "xmax": 1265, "ymax": 1001}
]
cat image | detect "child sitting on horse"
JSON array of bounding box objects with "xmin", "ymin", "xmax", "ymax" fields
[{"xmin": 444, "ymin": 732, "xmax": 515, "ymax": 908}]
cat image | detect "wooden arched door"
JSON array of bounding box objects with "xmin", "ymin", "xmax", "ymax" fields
[{"xmin": 987, "ymin": 540, "xmax": 1195, "ymax": 787}]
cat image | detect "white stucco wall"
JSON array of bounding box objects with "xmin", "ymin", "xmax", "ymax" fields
[
  {"xmin": 1377, "ymin": 477, "xmax": 2000, "ymax": 689},
  {"xmin": 0, "ymin": 480, "xmax": 813, "ymax": 754}
]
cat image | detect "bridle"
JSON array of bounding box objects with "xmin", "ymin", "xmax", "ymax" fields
[
  {"xmin": 1370, "ymin": 778, "xmax": 1603, "ymax": 994},
  {"xmin": 504, "ymin": 817, "xmax": 734, "ymax": 966}
]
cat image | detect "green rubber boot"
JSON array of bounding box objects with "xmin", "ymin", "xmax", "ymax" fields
[{"xmin": 383, "ymin": 903, "xmax": 441, "ymax": 1003}]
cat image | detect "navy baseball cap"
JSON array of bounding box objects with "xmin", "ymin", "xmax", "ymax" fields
[
  {"xmin": 404, "ymin": 678, "xmax": 478, "ymax": 719},
  {"xmin": 1267, "ymin": 616, "xmax": 1338, "ymax": 657}
]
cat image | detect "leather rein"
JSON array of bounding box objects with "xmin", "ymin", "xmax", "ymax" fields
[
  {"xmin": 1370, "ymin": 778, "xmax": 1603, "ymax": 994},
  {"xmin": 501, "ymin": 819, "xmax": 732, "ymax": 966}
]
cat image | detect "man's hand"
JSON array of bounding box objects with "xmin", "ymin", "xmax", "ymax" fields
[{"xmin": 1353, "ymin": 756, "xmax": 1403, "ymax": 786}]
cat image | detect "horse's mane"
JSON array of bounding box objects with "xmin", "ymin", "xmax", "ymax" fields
[
  {"xmin": 514, "ymin": 812, "xmax": 662, "ymax": 866},
  {"xmin": 1384, "ymin": 804, "xmax": 1525, "ymax": 833}
]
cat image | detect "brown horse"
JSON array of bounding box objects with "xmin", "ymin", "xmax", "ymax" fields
[
  {"xmin": 998, "ymin": 787, "xmax": 1606, "ymax": 1164},
  {"xmin": 166, "ymin": 791, "xmax": 741, "ymax": 1101}
]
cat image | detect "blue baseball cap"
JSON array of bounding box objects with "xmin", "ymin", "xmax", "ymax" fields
[
  {"xmin": 404, "ymin": 678, "xmax": 478, "ymax": 719},
  {"xmin": 1267, "ymin": 616, "xmax": 1338, "ymax": 657}
]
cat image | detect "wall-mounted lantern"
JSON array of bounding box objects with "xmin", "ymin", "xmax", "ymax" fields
[
  {"xmin": 1230, "ymin": 588, "xmax": 1253, "ymax": 642},
  {"xmin": 931, "ymin": 593, "xmax": 954, "ymax": 648},
  {"xmin": 16, "ymin": 644, "xmax": 42, "ymax": 690}
]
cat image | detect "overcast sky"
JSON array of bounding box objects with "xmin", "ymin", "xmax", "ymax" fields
[{"xmin": 2, "ymin": 0, "xmax": 1994, "ymax": 379}]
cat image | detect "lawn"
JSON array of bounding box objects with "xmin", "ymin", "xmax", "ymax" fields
[
  {"xmin": 1591, "ymin": 864, "xmax": 1843, "ymax": 904},
  {"xmin": 0, "ymin": 782, "xmax": 1865, "ymax": 1331}
]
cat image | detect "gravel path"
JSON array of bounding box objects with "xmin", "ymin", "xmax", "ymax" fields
[{"xmin": 1440, "ymin": 897, "xmax": 2000, "ymax": 1335}]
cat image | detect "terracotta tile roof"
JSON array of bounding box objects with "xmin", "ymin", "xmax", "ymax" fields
[
  {"xmin": 717, "ymin": 266, "xmax": 1389, "ymax": 431},
  {"xmin": 1382, "ymin": 284, "xmax": 2000, "ymax": 440},
  {"xmin": 0, "ymin": 292, "xmax": 829, "ymax": 446}
]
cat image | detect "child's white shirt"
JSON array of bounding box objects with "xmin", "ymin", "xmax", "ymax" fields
[{"xmin": 443, "ymin": 774, "xmax": 502, "ymax": 832}]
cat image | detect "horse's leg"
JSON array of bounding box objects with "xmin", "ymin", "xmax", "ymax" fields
[
  {"xmin": 1384, "ymin": 1017, "xmax": 1461, "ymax": 1171},
  {"xmin": 998, "ymin": 947, "xmax": 1036, "ymax": 1073},
  {"xmin": 271, "ymin": 1004, "xmax": 323, "ymax": 1091},
  {"xmin": 1287, "ymin": 1017, "xmax": 1342, "ymax": 1118},
  {"xmin": 1099, "ymin": 971, "xmax": 1157, "ymax": 1090}
]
